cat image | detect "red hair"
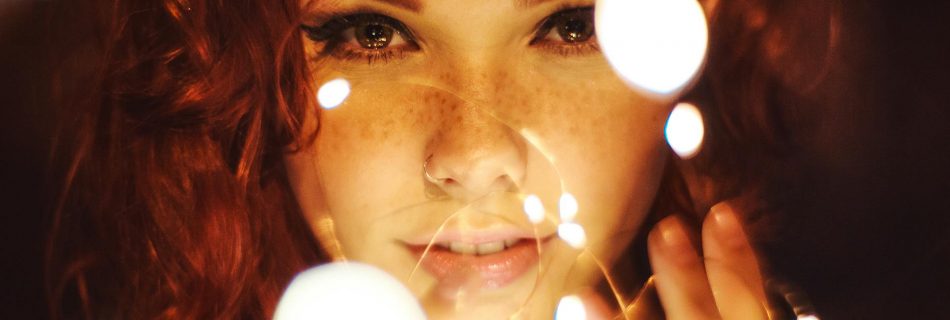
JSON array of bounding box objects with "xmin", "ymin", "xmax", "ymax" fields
[{"xmin": 46, "ymin": 0, "xmax": 324, "ymax": 318}]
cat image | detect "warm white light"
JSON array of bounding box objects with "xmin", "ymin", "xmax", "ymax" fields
[
  {"xmin": 558, "ymin": 223, "xmax": 587, "ymax": 249},
  {"xmin": 798, "ymin": 315, "xmax": 820, "ymax": 320},
  {"xmin": 524, "ymin": 194, "xmax": 546, "ymax": 224},
  {"xmin": 596, "ymin": 0, "xmax": 708, "ymax": 95},
  {"xmin": 665, "ymin": 102, "xmax": 705, "ymax": 159},
  {"xmin": 317, "ymin": 78, "xmax": 350, "ymax": 109},
  {"xmin": 555, "ymin": 295, "xmax": 588, "ymax": 320},
  {"xmin": 274, "ymin": 262, "xmax": 425, "ymax": 320},
  {"xmin": 559, "ymin": 193, "xmax": 578, "ymax": 223}
]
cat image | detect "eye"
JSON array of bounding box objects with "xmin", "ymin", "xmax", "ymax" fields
[
  {"xmin": 354, "ymin": 23, "xmax": 397, "ymax": 49},
  {"xmin": 302, "ymin": 13, "xmax": 418, "ymax": 64},
  {"xmin": 531, "ymin": 7, "xmax": 599, "ymax": 55}
]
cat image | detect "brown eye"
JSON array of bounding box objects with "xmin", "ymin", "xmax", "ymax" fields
[
  {"xmin": 301, "ymin": 13, "xmax": 418, "ymax": 64},
  {"xmin": 532, "ymin": 7, "xmax": 597, "ymax": 50},
  {"xmin": 555, "ymin": 13, "xmax": 594, "ymax": 43},
  {"xmin": 355, "ymin": 23, "xmax": 395, "ymax": 49}
]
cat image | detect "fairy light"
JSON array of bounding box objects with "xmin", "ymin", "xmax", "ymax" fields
[
  {"xmin": 524, "ymin": 194, "xmax": 546, "ymax": 224},
  {"xmin": 317, "ymin": 78, "xmax": 350, "ymax": 109},
  {"xmin": 555, "ymin": 295, "xmax": 588, "ymax": 320},
  {"xmin": 559, "ymin": 193, "xmax": 579, "ymax": 223},
  {"xmin": 274, "ymin": 262, "xmax": 425, "ymax": 320},
  {"xmin": 665, "ymin": 102, "xmax": 705, "ymax": 159},
  {"xmin": 595, "ymin": 0, "xmax": 708, "ymax": 96},
  {"xmin": 558, "ymin": 222, "xmax": 588, "ymax": 249}
]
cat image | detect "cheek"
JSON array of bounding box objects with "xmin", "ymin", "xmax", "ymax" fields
[
  {"xmin": 496, "ymin": 74, "xmax": 671, "ymax": 248},
  {"xmin": 303, "ymin": 84, "xmax": 472, "ymax": 246}
]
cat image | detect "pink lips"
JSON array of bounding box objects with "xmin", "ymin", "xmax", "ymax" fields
[{"xmin": 404, "ymin": 229, "xmax": 551, "ymax": 290}]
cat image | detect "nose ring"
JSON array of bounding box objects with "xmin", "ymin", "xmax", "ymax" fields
[{"xmin": 423, "ymin": 156, "xmax": 441, "ymax": 183}]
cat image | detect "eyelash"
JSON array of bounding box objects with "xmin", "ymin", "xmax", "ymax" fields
[
  {"xmin": 301, "ymin": 6, "xmax": 598, "ymax": 65},
  {"xmin": 530, "ymin": 6, "xmax": 599, "ymax": 57},
  {"xmin": 301, "ymin": 13, "xmax": 417, "ymax": 65}
]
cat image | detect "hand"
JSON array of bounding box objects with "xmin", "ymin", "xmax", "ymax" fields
[{"xmin": 643, "ymin": 201, "xmax": 769, "ymax": 320}]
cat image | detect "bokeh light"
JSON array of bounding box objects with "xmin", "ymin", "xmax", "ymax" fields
[
  {"xmin": 524, "ymin": 194, "xmax": 546, "ymax": 224},
  {"xmin": 665, "ymin": 102, "xmax": 705, "ymax": 159},
  {"xmin": 595, "ymin": 0, "xmax": 708, "ymax": 95},
  {"xmin": 317, "ymin": 78, "xmax": 350, "ymax": 109},
  {"xmin": 559, "ymin": 193, "xmax": 579, "ymax": 223},
  {"xmin": 273, "ymin": 262, "xmax": 425, "ymax": 320},
  {"xmin": 555, "ymin": 295, "xmax": 588, "ymax": 320},
  {"xmin": 558, "ymin": 222, "xmax": 588, "ymax": 249}
]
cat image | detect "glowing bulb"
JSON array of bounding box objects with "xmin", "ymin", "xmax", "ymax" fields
[
  {"xmin": 558, "ymin": 223, "xmax": 587, "ymax": 249},
  {"xmin": 524, "ymin": 194, "xmax": 546, "ymax": 224},
  {"xmin": 596, "ymin": 0, "xmax": 708, "ymax": 95},
  {"xmin": 559, "ymin": 193, "xmax": 578, "ymax": 223},
  {"xmin": 274, "ymin": 262, "xmax": 425, "ymax": 320},
  {"xmin": 555, "ymin": 295, "xmax": 588, "ymax": 320},
  {"xmin": 665, "ymin": 102, "xmax": 705, "ymax": 159},
  {"xmin": 798, "ymin": 315, "xmax": 820, "ymax": 320},
  {"xmin": 317, "ymin": 78, "xmax": 350, "ymax": 109}
]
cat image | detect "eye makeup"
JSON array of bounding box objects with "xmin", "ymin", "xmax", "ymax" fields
[
  {"xmin": 531, "ymin": 6, "xmax": 600, "ymax": 57},
  {"xmin": 301, "ymin": 12, "xmax": 420, "ymax": 65},
  {"xmin": 300, "ymin": 4, "xmax": 600, "ymax": 65}
]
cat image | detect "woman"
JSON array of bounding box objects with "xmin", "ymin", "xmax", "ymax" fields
[{"xmin": 47, "ymin": 0, "xmax": 835, "ymax": 318}]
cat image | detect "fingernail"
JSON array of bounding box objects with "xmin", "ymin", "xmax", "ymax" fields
[
  {"xmin": 709, "ymin": 202, "xmax": 745, "ymax": 247},
  {"xmin": 711, "ymin": 203, "xmax": 739, "ymax": 232},
  {"xmin": 657, "ymin": 216, "xmax": 690, "ymax": 250},
  {"xmin": 653, "ymin": 216, "xmax": 701, "ymax": 264}
]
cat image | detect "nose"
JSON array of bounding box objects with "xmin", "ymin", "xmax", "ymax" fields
[{"xmin": 424, "ymin": 103, "xmax": 526, "ymax": 202}]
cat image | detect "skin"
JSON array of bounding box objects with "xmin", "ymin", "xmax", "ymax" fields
[{"xmin": 285, "ymin": 0, "xmax": 769, "ymax": 318}]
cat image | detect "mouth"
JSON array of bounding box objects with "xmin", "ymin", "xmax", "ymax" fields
[{"xmin": 404, "ymin": 232, "xmax": 553, "ymax": 290}]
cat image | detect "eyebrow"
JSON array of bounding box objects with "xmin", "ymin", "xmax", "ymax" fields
[
  {"xmin": 374, "ymin": 0, "xmax": 555, "ymax": 12},
  {"xmin": 514, "ymin": 0, "xmax": 558, "ymax": 8},
  {"xmin": 374, "ymin": 0, "xmax": 423, "ymax": 12}
]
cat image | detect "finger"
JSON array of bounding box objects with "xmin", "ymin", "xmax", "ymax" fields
[
  {"xmin": 702, "ymin": 202, "xmax": 769, "ymax": 320},
  {"xmin": 648, "ymin": 216, "xmax": 721, "ymax": 320}
]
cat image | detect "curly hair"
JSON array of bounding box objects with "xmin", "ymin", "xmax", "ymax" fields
[{"xmin": 46, "ymin": 0, "xmax": 324, "ymax": 318}]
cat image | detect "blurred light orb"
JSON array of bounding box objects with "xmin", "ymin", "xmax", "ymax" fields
[
  {"xmin": 595, "ymin": 0, "xmax": 708, "ymax": 95},
  {"xmin": 558, "ymin": 222, "xmax": 588, "ymax": 249},
  {"xmin": 559, "ymin": 193, "xmax": 579, "ymax": 223},
  {"xmin": 555, "ymin": 295, "xmax": 588, "ymax": 320},
  {"xmin": 524, "ymin": 194, "xmax": 546, "ymax": 224},
  {"xmin": 274, "ymin": 262, "xmax": 425, "ymax": 320},
  {"xmin": 317, "ymin": 78, "xmax": 350, "ymax": 109},
  {"xmin": 665, "ymin": 102, "xmax": 705, "ymax": 159}
]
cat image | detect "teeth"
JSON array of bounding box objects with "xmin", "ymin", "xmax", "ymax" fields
[
  {"xmin": 441, "ymin": 239, "xmax": 525, "ymax": 256},
  {"xmin": 449, "ymin": 242, "xmax": 477, "ymax": 255},
  {"xmin": 476, "ymin": 241, "xmax": 505, "ymax": 255}
]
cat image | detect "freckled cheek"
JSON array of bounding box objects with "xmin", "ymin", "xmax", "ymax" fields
[
  {"xmin": 317, "ymin": 89, "xmax": 438, "ymax": 151},
  {"xmin": 491, "ymin": 81, "xmax": 668, "ymax": 237}
]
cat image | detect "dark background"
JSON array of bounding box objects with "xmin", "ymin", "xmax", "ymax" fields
[{"xmin": 2, "ymin": 0, "xmax": 948, "ymax": 318}]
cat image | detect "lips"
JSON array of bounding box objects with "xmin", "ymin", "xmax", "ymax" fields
[{"xmin": 406, "ymin": 235, "xmax": 550, "ymax": 290}]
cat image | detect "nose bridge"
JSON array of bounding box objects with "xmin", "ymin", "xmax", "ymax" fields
[
  {"xmin": 424, "ymin": 86, "xmax": 527, "ymax": 202},
  {"xmin": 441, "ymin": 53, "xmax": 504, "ymax": 105}
]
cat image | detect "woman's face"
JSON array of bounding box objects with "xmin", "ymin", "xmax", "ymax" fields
[{"xmin": 285, "ymin": 0, "xmax": 675, "ymax": 318}]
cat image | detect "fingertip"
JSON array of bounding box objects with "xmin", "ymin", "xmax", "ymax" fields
[
  {"xmin": 704, "ymin": 202, "xmax": 746, "ymax": 249},
  {"xmin": 651, "ymin": 216, "xmax": 686, "ymax": 249},
  {"xmin": 649, "ymin": 216, "xmax": 698, "ymax": 264}
]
